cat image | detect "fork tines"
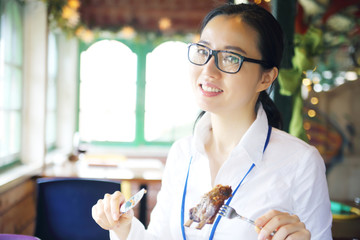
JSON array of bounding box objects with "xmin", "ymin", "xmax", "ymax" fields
[{"xmin": 218, "ymin": 204, "xmax": 229, "ymax": 217}]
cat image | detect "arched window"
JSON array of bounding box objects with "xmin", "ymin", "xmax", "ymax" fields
[
  {"xmin": 145, "ymin": 41, "xmax": 198, "ymax": 142},
  {"xmin": 79, "ymin": 40, "xmax": 137, "ymax": 142}
]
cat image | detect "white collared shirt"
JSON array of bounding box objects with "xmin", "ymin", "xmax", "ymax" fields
[{"xmin": 110, "ymin": 105, "xmax": 332, "ymax": 240}]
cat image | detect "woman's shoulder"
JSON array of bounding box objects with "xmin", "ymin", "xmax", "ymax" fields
[
  {"xmin": 166, "ymin": 135, "xmax": 194, "ymax": 162},
  {"xmin": 170, "ymin": 135, "xmax": 193, "ymax": 152},
  {"xmin": 271, "ymin": 127, "xmax": 313, "ymax": 150},
  {"xmin": 269, "ymin": 127, "xmax": 324, "ymax": 165},
  {"xmin": 266, "ymin": 128, "xmax": 326, "ymax": 177}
]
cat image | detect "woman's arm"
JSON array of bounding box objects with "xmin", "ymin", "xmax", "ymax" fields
[{"xmin": 254, "ymin": 146, "xmax": 332, "ymax": 240}]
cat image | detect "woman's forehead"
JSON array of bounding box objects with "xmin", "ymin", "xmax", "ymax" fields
[{"xmin": 200, "ymin": 15, "xmax": 261, "ymax": 57}]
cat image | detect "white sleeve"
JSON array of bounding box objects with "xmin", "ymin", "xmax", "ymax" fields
[
  {"xmin": 109, "ymin": 218, "xmax": 146, "ymax": 240},
  {"xmin": 293, "ymin": 146, "xmax": 333, "ymax": 240}
]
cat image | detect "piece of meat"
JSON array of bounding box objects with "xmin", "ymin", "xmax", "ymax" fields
[{"xmin": 184, "ymin": 184, "xmax": 232, "ymax": 229}]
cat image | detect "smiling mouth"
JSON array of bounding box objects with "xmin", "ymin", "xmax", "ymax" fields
[{"xmin": 200, "ymin": 84, "xmax": 223, "ymax": 93}]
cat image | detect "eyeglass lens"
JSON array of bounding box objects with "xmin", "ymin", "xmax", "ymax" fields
[{"xmin": 188, "ymin": 44, "xmax": 242, "ymax": 73}]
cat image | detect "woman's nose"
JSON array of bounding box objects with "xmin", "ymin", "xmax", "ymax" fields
[{"xmin": 202, "ymin": 55, "xmax": 221, "ymax": 76}]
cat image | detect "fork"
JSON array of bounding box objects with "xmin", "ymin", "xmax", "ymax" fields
[
  {"xmin": 218, "ymin": 204, "xmax": 276, "ymax": 236},
  {"xmin": 218, "ymin": 204, "xmax": 257, "ymax": 225}
]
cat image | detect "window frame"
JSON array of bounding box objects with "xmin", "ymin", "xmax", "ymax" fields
[{"xmin": 0, "ymin": 0, "xmax": 24, "ymax": 170}]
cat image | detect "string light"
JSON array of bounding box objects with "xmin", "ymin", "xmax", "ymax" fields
[
  {"xmin": 345, "ymin": 71, "xmax": 358, "ymax": 81},
  {"xmin": 119, "ymin": 26, "xmax": 136, "ymax": 39},
  {"xmin": 308, "ymin": 109, "xmax": 316, "ymax": 118},
  {"xmin": 303, "ymin": 121, "xmax": 311, "ymax": 130},
  {"xmin": 302, "ymin": 78, "xmax": 312, "ymax": 86},
  {"xmin": 310, "ymin": 97, "xmax": 319, "ymax": 105},
  {"xmin": 159, "ymin": 17, "xmax": 172, "ymax": 31},
  {"xmin": 306, "ymin": 134, "xmax": 311, "ymax": 141}
]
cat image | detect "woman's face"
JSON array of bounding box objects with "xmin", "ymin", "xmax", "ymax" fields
[{"xmin": 189, "ymin": 15, "xmax": 271, "ymax": 115}]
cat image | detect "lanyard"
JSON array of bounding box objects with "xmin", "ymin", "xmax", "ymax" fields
[{"xmin": 181, "ymin": 126, "xmax": 272, "ymax": 240}]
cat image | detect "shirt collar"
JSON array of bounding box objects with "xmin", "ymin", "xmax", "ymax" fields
[
  {"xmin": 238, "ymin": 104, "xmax": 269, "ymax": 165},
  {"xmin": 191, "ymin": 104, "xmax": 270, "ymax": 165}
]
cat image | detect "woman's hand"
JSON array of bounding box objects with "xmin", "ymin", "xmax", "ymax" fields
[
  {"xmin": 92, "ymin": 191, "xmax": 133, "ymax": 239},
  {"xmin": 255, "ymin": 210, "xmax": 311, "ymax": 240}
]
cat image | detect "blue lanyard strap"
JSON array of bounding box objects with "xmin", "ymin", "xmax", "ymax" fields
[
  {"xmin": 181, "ymin": 126, "xmax": 272, "ymax": 240},
  {"xmin": 181, "ymin": 156, "xmax": 193, "ymax": 239}
]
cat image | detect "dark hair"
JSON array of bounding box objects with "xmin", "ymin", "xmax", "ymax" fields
[{"xmin": 195, "ymin": 3, "xmax": 283, "ymax": 129}]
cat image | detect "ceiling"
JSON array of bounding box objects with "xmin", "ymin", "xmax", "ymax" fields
[{"xmin": 78, "ymin": 0, "xmax": 229, "ymax": 33}]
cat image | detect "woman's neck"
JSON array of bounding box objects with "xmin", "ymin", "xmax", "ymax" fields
[
  {"xmin": 209, "ymin": 109, "xmax": 256, "ymax": 153},
  {"xmin": 205, "ymin": 107, "xmax": 256, "ymax": 186}
]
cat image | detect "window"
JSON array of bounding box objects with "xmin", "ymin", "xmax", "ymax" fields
[
  {"xmin": 145, "ymin": 41, "xmax": 198, "ymax": 142},
  {"xmin": 79, "ymin": 40, "xmax": 137, "ymax": 142},
  {"xmin": 78, "ymin": 39, "xmax": 199, "ymax": 146},
  {"xmin": 0, "ymin": 0, "xmax": 23, "ymax": 168}
]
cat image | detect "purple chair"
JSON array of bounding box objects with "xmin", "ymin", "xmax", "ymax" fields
[{"xmin": 0, "ymin": 234, "xmax": 41, "ymax": 240}]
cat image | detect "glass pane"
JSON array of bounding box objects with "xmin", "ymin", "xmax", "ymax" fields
[
  {"xmin": 79, "ymin": 40, "xmax": 137, "ymax": 142},
  {"xmin": 145, "ymin": 41, "xmax": 199, "ymax": 142},
  {"xmin": 8, "ymin": 110, "xmax": 21, "ymax": 154},
  {"xmin": 46, "ymin": 111, "xmax": 56, "ymax": 147},
  {"xmin": 0, "ymin": 110, "xmax": 6, "ymax": 158},
  {"xmin": 10, "ymin": 68, "xmax": 22, "ymax": 109},
  {"xmin": 0, "ymin": 77, "xmax": 4, "ymax": 109},
  {"xmin": 2, "ymin": 65, "xmax": 11, "ymax": 107},
  {"xmin": 3, "ymin": 0, "xmax": 23, "ymax": 65}
]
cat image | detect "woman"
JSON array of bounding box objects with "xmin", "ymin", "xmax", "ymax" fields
[{"xmin": 92, "ymin": 3, "xmax": 332, "ymax": 240}]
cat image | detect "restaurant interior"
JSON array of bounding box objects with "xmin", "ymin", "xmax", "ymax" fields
[{"xmin": 0, "ymin": 0, "xmax": 359, "ymax": 239}]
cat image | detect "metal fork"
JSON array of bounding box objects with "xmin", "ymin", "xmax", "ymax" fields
[
  {"xmin": 219, "ymin": 204, "xmax": 276, "ymax": 236},
  {"xmin": 218, "ymin": 204, "xmax": 256, "ymax": 225}
]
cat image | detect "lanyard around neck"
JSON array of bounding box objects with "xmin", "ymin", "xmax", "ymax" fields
[{"xmin": 181, "ymin": 126, "xmax": 272, "ymax": 240}]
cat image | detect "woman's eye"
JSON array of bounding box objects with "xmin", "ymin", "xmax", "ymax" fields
[
  {"xmin": 224, "ymin": 55, "xmax": 240, "ymax": 64},
  {"xmin": 197, "ymin": 48, "xmax": 208, "ymax": 56}
]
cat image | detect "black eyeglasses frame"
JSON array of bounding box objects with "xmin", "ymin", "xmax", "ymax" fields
[{"xmin": 187, "ymin": 43, "xmax": 270, "ymax": 74}]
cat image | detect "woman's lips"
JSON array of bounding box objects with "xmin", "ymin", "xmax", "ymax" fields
[{"xmin": 199, "ymin": 83, "xmax": 223, "ymax": 97}]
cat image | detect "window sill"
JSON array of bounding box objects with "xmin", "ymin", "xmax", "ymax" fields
[
  {"xmin": 0, "ymin": 162, "xmax": 43, "ymax": 194},
  {"xmin": 86, "ymin": 145, "xmax": 170, "ymax": 158}
]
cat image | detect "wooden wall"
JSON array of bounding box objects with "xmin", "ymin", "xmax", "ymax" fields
[{"xmin": 0, "ymin": 178, "xmax": 37, "ymax": 235}]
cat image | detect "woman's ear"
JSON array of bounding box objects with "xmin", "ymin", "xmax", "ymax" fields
[{"xmin": 256, "ymin": 67, "xmax": 278, "ymax": 92}]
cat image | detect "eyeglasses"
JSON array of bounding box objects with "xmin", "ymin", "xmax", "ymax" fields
[{"xmin": 187, "ymin": 43, "xmax": 269, "ymax": 74}]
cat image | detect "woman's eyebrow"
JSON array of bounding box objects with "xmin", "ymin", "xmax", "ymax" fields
[
  {"xmin": 224, "ymin": 46, "xmax": 247, "ymax": 55},
  {"xmin": 198, "ymin": 40, "xmax": 247, "ymax": 55},
  {"xmin": 198, "ymin": 40, "xmax": 210, "ymax": 45}
]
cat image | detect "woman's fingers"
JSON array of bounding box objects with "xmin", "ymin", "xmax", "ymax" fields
[
  {"xmin": 91, "ymin": 191, "xmax": 129, "ymax": 230},
  {"xmin": 103, "ymin": 193, "xmax": 117, "ymax": 226},
  {"xmin": 92, "ymin": 199, "xmax": 112, "ymax": 230},
  {"xmin": 273, "ymin": 222, "xmax": 310, "ymax": 240},
  {"xmin": 110, "ymin": 191, "xmax": 125, "ymax": 221},
  {"xmin": 255, "ymin": 210, "xmax": 310, "ymax": 240}
]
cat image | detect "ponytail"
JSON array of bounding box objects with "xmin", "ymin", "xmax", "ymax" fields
[{"xmin": 257, "ymin": 91, "xmax": 283, "ymax": 129}]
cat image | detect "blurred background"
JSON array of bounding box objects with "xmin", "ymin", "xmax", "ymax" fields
[{"xmin": 0, "ymin": 0, "xmax": 359, "ymax": 239}]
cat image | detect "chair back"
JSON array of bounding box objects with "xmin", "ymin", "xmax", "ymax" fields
[
  {"xmin": 0, "ymin": 234, "xmax": 41, "ymax": 240},
  {"xmin": 34, "ymin": 178, "xmax": 121, "ymax": 240}
]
